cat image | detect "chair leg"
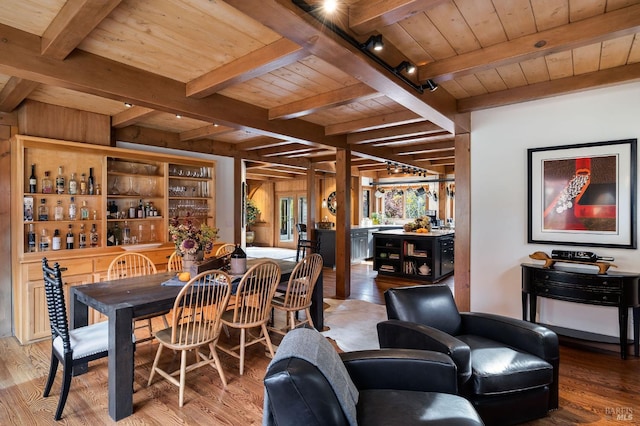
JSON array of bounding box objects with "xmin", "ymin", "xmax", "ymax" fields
[
  {"xmin": 262, "ymin": 324, "xmax": 275, "ymax": 358},
  {"xmin": 43, "ymin": 353, "xmax": 59, "ymax": 397},
  {"xmin": 288, "ymin": 311, "xmax": 296, "ymax": 331},
  {"xmin": 208, "ymin": 343, "xmax": 227, "ymax": 387},
  {"xmin": 239, "ymin": 328, "xmax": 246, "ymax": 375},
  {"xmin": 305, "ymin": 308, "xmax": 314, "ymax": 329},
  {"xmin": 148, "ymin": 344, "xmax": 164, "ymax": 385},
  {"xmin": 55, "ymin": 364, "xmax": 73, "ymax": 420},
  {"xmin": 179, "ymin": 349, "xmax": 187, "ymax": 407}
]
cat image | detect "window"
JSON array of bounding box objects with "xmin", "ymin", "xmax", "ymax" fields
[
  {"xmin": 383, "ymin": 190, "xmax": 404, "ymax": 219},
  {"xmin": 405, "ymin": 189, "xmax": 426, "ymax": 218}
]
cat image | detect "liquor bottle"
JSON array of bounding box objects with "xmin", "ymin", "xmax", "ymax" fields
[
  {"xmin": 137, "ymin": 199, "xmax": 144, "ymax": 218},
  {"xmin": 68, "ymin": 172, "xmax": 78, "ymax": 195},
  {"xmin": 88, "ymin": 167, "xmax": 95, "ymax": 195},
  {"xmin": 122, "ymin": 221, "xmax": 131, "ymax": 245},
  {"xmin": 80, "ymin": 173, "xmax": 87, "ymax": 195},
  {"xmin": 29, "ymin": 164, "xmax": 37, "ymax": 193},
  {"xmin": 106, "ymin": 226, "xmax": 115, "ymax": 246},
  {"xmin": 66, "ymin": 224, "xmax": 74, "ymax": 249},
  {"xmin": 150, "ymin": 224, "xmax": 157, "ymax": 242},
  {"xmin": 55, "ymin": 166, "xmax": 65, "ymax": 194},
  {"xmin": 52, "ymin": 229, "xmax": 62, "ymax": 251},
  {"xmin": 54, "ymin": 200, "xmax": 64, "ymax": 221},
  {"xmin": 113, "ymin": 222, "xmax": 122, "ymax": 246},
  {"xmin": 39, "ymin": 228, "xmax": 50, "ymax": 252},
  {"xmin": 41, "ymin": 171, "xmax": 53, "ymax": 194},
  {"xmin": 80, "ymin": 200, "xmax": 89, "ymax": 220},
  {"xmin": 137, "ymin": 224, "xmax": 144, "ymax": 243},
  {"xmin": 68, "ymin": 197, "xmax": 77, "ymax": 220},
  {"xmin": 27, "ymin": 223, "xmax": 36, "ymax": 253},
  {"xmin": 78, "ymin": 224, "xmax": 87, "ymax": 248},
  {"xmin": 38, "ymin": 198, "xmax": 49, "ymax": 221},
  {"xmin": 128, "ymin": 201, "xmax": 136, "ymax": 219},
  {"xmin": 90, "ymin": 223, "xmax": 99, "ymax": 247},
  {"xmin": 230, "ymin": 245, "xmax": 247, "ymax": 275}
]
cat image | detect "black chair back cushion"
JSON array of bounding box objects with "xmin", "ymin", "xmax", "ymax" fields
[
  {"xmin": 385, "ymin": 285, "xmax": 462, "ymax": 335},
  {"xmin": 264, "ymin": 357, "xmax": 349, "ymax": 426}
]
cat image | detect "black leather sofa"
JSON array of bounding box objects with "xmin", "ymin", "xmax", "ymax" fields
[
  {"xmin": 378, "ymin": 285, "xmax": 559, "ymax": 426},
  {"xmin": 263, "ymin": 327, "xmax": 484, "ymax": 425}
]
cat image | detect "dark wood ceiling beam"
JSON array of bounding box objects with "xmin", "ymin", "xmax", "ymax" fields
[
  {"xmin": 186, "ymin": 38, "xmax": 306, "ymax": 98},
  {"xmin": 0, "ymin": 23, "xmax": 348, "ymax": 149},
  {"xmin": 246, "ymin": 169, "xmax": 300, "ymax": 179},
  {"xmin": 372, "ymin": 133, "xmax": 453, "ymax": 147},
  {"xmin": 111, "ymin": 106, "xmax": 157, "ymax": 128},
  {"xmin": 348, "ymin": 0, "xmax": 449, "ymax": 35},
  {"xmin": 235, "ymin": 137, "xmax": 290, "ymax": 150},
  {"xmin": 0, "ymin": 111, "xmax": 18, "ymax": 126},
  {"xmin": 351, "ymin": 143, "xmax": 440, "ymax": 174},
  {"xmin": 0, "ymin": 77, "xmax": 39, "ymax": 112},
  {"xmin": 457, "ymin": 62, "xmax": 640, "ymax": 112},
  {"xmin": 227, "ymin": 0, "xmax": 457, "ymax": 133},
  {"xmin": 325, "ymin": 110, "xmax": 424, "ymax": 135},
  {"xmin": 391, "ymin": 140, "xmax": 455, "ymax": 154},
  {"xmin": 41, "ymin": 0, "xmax": 122, "ymax": 60},
  {"xmin": 268, "ymin": 83, "xmax": 381, "ymax": 120},
  {"xmin": 180, "ymin": 124, "xmax": 233, "ymax": 141},
  {"xmin": 254, "ymin": 143, "xmax": 316, "ymax": 156},
  {"xmin": 347, "ymin": 121, "xmax": 444, "ymax": 144},
  {"xmin": 419, "ymin": 3, "xmax": 640, "ymax": 83}
]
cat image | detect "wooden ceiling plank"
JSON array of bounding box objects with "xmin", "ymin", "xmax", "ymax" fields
[
  {"xmin": 269, "ymin": 82, "xmax": 381, "ymax": 120},
  {"xmin": 180, "ymin": 124, "xmax": 234, "ymax": 141},
  {"xmin": 226, "ymin": 0, "xmax": 456, "ymax": 133},
  {"xmin": 391, "ymin": 140, "xmax": 455, "ymax": 154},
  {"xmin": 418, "ymin": 3, "xmax": 640, "ymax": 82},
  {"xmin": 255, "ymin": 143, "xmax": 315, "ymax": 156},
  {"xmin": 236, "ymin": 137, "xmax": 292, "ymax": 150},
  {"xmin": 346, "ymin": 121, "xmax": 443, "ymax": 144},
  {"xmin": 325, "ymin": 110, "xmax": 425, "ymax": 135},
  {"xmin": 372, "ymin": 132, "xmax": 453, "ymax": 147},
  {"xmin": 457, "ymin": 61, "xmax": 640, "ymax": 112},
  {"xmin": 41, "ymin": 0, "xmax": 122, "ymax": 60},
  {"xmin": 0, "ymin": 22, "xmax": 348, "ymax": 149},
  {"xmin": 0, "ymin": 76, "xmax": 39, "ymax": 112},
  {"xmin": 111, "ymin": 106, "xmax": 157, "ymax": 128},
  {"xmin": 186, "ymin": 38, "xmax": 306, "ymax": 98},
  {"xmin": 349, "ymin": 0, "xmax": 450, "ymax": 35}
]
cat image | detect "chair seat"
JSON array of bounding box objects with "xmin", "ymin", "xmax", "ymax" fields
[
  {"xmin": 357, "ymin": 389, "xmax": 483, "ymax": 425},
  {"xmin": 53, "ymin": 321, "xmax": 109, "ymax": 359},
  {"xmin": 458, "ymin": 334, "xmax": 553, "ymax": 395},
  {"xmin": 155, "ymin": 323, "xmax": 216, "ymax": 348}
]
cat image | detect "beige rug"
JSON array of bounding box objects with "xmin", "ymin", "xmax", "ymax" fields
[{"xmin": 321, "ymin": 299, "xmax": 387, "ymax": 352}]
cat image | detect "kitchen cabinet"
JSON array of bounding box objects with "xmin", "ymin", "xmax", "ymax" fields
[{"xmin": 315, "ymin": 226, "xmax": 402, "ymax": 267}]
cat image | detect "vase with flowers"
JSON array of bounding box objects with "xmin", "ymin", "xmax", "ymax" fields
[{"xmin": 168, "ymin": 217, "xmax": 218, "ymax": 272}]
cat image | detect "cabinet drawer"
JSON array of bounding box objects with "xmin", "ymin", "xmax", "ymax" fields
[
  {"xmin": 25, "ymin": 258, "xmax": 93, "ymax": 281},
  {"xmin": 533, "ymin": 269, "xmax": 623, "ymax": 288},
  {"xmin": 534, "ymin": 281, "xmax": 621, "ymax": 306}
]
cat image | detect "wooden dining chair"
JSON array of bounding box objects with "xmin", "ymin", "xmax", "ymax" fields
[
  {"xmin": 217, "ymin": 260, "xmax": 281, "ymax": 375},
  {"xmin": 108, "ymin": 252, "xmax": 169, "ymax": 341},
  {"xmin": 167, "ymin": 250, "xmax": 182, "ymax": 272},
  {"xmin": 148, "ymin": 270, "xmax": 232, "ymax": 407},
  {"xmin": 42, "ymin": 257, "xmax": 110, "ymax": 420},
  {"xmin": 215, "ymin": 243, "xmax": 236, "ymax": 257},
  {"xmin": 270, "ymin": 253, "xmax": 323, "ymax": 334}
]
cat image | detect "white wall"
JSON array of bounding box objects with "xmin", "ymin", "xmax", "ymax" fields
[
  {"xmin": 470, "ymin": 81, "xmax": 640, "ymax": 338},
  {"xmin": 117, "ymin": 142, "xmax": 235, "ymax": 243}
]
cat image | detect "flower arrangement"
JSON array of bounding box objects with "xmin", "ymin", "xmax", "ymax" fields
[
  {"xmin": 245, "ymin": 198, "xmax": 260, "ymax": 231},
  {"xmin": 168, "ymin": 217, "xmax": 218, "ymax": 255}
]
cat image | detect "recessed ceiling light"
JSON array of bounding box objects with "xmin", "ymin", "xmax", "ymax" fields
[
  {"xmin": 323, "ymin": 0, "xmax": 337, "ymax": 13},
  {"xmin": 176, "ymin": 114, "xmax": 182, "ymax": 119}
]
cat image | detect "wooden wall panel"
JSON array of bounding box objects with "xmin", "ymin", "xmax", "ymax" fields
[
  {"xmin": 17, "ymin": 100, "xmax": 111, "ymax": 146},
  {"xmin": 0, "ymin": 138, "xmax": 11, "ymax": 337},
  {"xmin": 454, "ymin": 133, "xmax": 470, "ymax": 311}
]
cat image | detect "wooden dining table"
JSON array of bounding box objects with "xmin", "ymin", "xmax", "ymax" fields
[{"xmin": 70, "ymin": 258, "xmax": 323, "ymax": 421}]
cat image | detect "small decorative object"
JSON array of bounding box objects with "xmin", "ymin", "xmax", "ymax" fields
[
  {"xmin": 403, "ymin": 217, "xmax": 432, "ymax": 233},
  {"xmin": 168, "ymin": 217, "xmax": 218, "ymax": 272},
  {"xmin": 229, "ymin": 244, "xmax": 247, "ymax": 275},
  {"xmin": 529, "ymin": 251, "xmax": 616, "ymax": 274}
]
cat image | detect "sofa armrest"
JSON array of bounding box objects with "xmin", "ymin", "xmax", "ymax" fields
[
  {"xmin": 340, "ymin": 348, "xmax": 458, "ymax": 394},
  {"xmin": 460, "ymin": 313, "xmax": 559, "ymax": 361},
  {"xmin": 377, "ymin": 320, "xmax": 471, "ymax": 382}
]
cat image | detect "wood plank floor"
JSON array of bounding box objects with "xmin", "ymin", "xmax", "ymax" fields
[{"xmin": 1, "ymin": 262, "xmax": 639, "ymax": 425}]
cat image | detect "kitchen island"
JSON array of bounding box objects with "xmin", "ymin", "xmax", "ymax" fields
[
  {"xmin": 373, "ymin": 229, "xmax": 454, "ymax": 282},
  {"xmin": 315, "ymin": 225, "xmax": 402, "ymax": 267}
]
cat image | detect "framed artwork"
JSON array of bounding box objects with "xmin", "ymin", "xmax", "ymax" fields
[{"xmin": 527, "ymin": 138, "xmax": 637, "ymax": 248}]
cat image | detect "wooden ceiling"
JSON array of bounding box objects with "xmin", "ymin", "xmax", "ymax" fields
[{"xmin": 1, "ymin": 0, "xmax": 639, "ymax": 181}]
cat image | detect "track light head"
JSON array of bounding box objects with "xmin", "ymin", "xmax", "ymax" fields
[
  {"xmin": 395, "ymin": 61, "xmax": 416, "ymax": 74},
  {"xmin": 422, "ymin": 79, "xmax": 438, "ymax": 92},
  {"xmin": 361, "ymin": 34, "xmax": 383, "ymax": 51}
]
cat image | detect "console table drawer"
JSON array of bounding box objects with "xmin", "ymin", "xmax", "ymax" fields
[
  {"xmin": 534, "ymin": 281, "xmax": 621, "ymax": 305},
  {"xmin": 532, "ymin": 269, "xmax": 623, "ymax": 289}
]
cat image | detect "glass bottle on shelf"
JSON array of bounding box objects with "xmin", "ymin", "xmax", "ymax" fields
[
  {"xmin": 39, "ymin": 228, "xmax": 50, "ymax": 252},
  {"xmin": 128, "ymin": 201, "xmax": 136, "ymax": 219},
  {"xmin": 29, "ymin": 164, "xmax": 37, "ymax": 193},
  {"xmin": 107, "ymin": 226, "xmax": 115, "ymax": 246},
  {"xmin": 68, "ymin": 197, "xmax": 77, "ymax": 220},
  {"xmin": 80, "ymin": 200, "xmax": 89, "ymax": 220},
  {"xmin": 78, "ymin": 224, "xmax": 87, "ymax": 249},
  {"xmin": 66, "ymin": 224, "xmax": 74, "ymax": 249},
  {"xmin": 150, "ymin": 224, "xmax": 156, "ymax": 242},
  {"xmin": 90, "ymin": 223, "xmax": 99, "ymax": 247},
  {"xmin": 80, "ymin": 173, "xmax": 87, "ymax": 195},
  {"xmin": 54, "ymin": 200, "xmax": 64, "ymax": 221},
  {"xmin": 52, "ymin": 229, "xmax": 62, "ymax": 251},
  {"xmin": 122, "ymin": 221, "xmax": 131, "ymax": 245},
  {"xmin": 41, "ymin": 171, "xmax": 53, "ymax": 194},
  {"xmin": 55, "ymin": 166, "xmax": 65, "ymax": 194},
  {"xmin": 113, "ymin": 223, "xmax": 122, "ymax": 246},
  {"xmin": 88, "ymin": 167, "xmax": 95, "ymax": 195},
  {"xmin": 137, "ymin": 224, "xmax": 144, "ymax": 243},
  {"xmin": 68, "ymin": 172, "xmax": 78, "ymax": 195},
  {"xmin": 38, "ymin": 198, "xmax": 49, "ymax": 221},
  {"xmin": 27, "ymin": 223, "xmax": 36, "ymax": 253}
]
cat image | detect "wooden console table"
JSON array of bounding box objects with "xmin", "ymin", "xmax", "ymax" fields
[{"xmin": 521, "ymin": 263, "xmax": 640, "ymax": 359}]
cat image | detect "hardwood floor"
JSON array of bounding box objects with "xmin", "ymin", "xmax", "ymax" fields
[{"xmin": 1, "ymin": 262, "xmax": 638, "ymax": 425}]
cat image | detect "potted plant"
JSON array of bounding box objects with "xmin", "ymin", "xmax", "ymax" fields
[{"xmin": 245, "ymin": 198, "xmax": 260, "ymax": 245}]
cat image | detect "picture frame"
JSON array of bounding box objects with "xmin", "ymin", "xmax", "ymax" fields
[{"xmin": 527, "ymin": 138, "xmax": 637, "ymax": 249}]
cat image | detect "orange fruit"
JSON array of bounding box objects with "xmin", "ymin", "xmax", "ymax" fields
[{"xmin": 178, "ymin": 272, "xmax": 190, "ymax": 282}]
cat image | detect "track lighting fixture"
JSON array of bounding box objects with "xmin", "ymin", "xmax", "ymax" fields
[
  {"xmin": 361, "ymin": 34, "xmax": 384, "ymax": 51},
  {"xmin": 124, "ymin": 102, "xmax": 133, "ymax": 108},
  {"xmin": 422, "ymin": 79, "xmax": 438, "ymax": 92},
  {"xmin": 395, "ymin": 61, "xmax": 416, "ymax": 74}
]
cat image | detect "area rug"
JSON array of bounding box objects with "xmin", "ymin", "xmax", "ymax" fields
[
  {"xmin": 321, "ymin": 299, "xmax": 387, "ymax": 352},
  {"xmin": 245, "ymin": 246, "xmax": 297, "ymax": 261}
]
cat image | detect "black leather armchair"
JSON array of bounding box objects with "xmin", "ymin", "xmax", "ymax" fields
[
  {"xmin": 263, "ymin": 327, "xmax": 484, "ymax": 425},
  {"xmin": 378, "ymin": 285, "xmax": 559, "ymax": 426}
]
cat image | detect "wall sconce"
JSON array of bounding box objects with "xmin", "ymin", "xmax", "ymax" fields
[
  {"xmin": 361, "ymin": 34, "xmax": 384, "ymax": 51},
  {"xmin": 421, "ymin": 79, "xmax": 438, "ymax": 92},
  {"xmin": 395, "ymin": 61, "xmax": 416, "ymax": 74},
  {"xmin": 321, "ymin": 199, "xmax": 327, "ymax": 208}
]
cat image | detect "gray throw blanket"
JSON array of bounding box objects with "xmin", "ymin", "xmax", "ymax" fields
[{"xmin": 262, "ymin": 328, "xmax": 359, "ymax": 425}]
